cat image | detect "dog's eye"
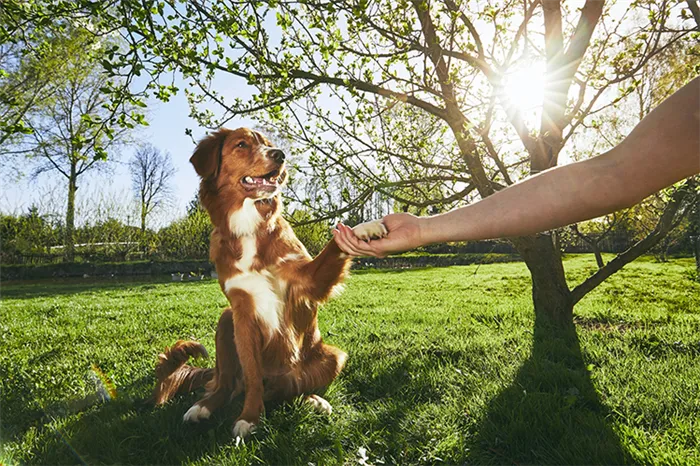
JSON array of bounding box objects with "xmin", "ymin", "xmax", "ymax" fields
[{"xmin": 236, "ymin": 141, "xmax": 247, "ymax": 148}]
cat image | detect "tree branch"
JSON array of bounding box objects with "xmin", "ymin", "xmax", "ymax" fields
[{"xmin": 571, "ymin": 181, "xmax": 698, "ymax": 304}]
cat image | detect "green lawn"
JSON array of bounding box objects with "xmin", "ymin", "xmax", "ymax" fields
[{"xmin": 1, "ymin": 256, "xmax": 699, "ymax": 465}]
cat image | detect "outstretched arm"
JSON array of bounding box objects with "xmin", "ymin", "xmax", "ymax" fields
[{"xmin": 334, "ymin": 77, "xmax": 700, "ymax": 257}]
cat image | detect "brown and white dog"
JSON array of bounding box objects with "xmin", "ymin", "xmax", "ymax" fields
[{"xmin": 151, "ymin": 127, "xmax": 386, "ymax": 440}]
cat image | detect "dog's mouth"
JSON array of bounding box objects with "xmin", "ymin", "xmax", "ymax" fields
[{"xmin": 240, "ymin": 168, "xmax": 285, "ymax": 193}]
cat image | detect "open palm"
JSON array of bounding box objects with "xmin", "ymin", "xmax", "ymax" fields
[{"xmin": 333, "ymin": 213, "xmax": 425, "ymax": 258}]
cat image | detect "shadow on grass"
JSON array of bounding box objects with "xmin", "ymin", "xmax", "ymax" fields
[
  {"xmin": 464, "ymin": 315, "xmax": 631, "ymax": 464},
  {"xmin": 10, "ymin": 353, "xmax": 441, "ymax": 465},
  {"xmin": 20, "ymin": 389, "xmax": 250, "ymax": 465}
]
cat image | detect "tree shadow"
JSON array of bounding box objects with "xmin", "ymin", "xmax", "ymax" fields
[
  {"xmin": 23, "ymin": 395, "xmax": 242, "ymax": 464},
  {"xmin": 16, "ymin": 349, "xmax": 449, "ymax": 465},
  {"xmin": 464, "ymin": 314, "xmax": 631, "ymax": 464}
]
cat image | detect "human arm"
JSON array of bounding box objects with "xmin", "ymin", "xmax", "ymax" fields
[{"xmin": 333, "ymin": 76, "xmax": 700, "ymax": 257}]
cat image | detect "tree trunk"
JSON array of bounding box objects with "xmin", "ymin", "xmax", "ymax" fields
[
  {"xmin": 64, "ymin": 163, "xmax": 78, "ymax": 262},
  {"xmin": 687, "ymin": 0, "xmax": 700, "ymax": 30},
  {"xmin": 694, "ymin": 235, "xmax": 700, "ymax": 279},
  {"xmin": 141, "ymin": 202, "xmax": 147, "ymax": 233},
  {"xmin": 512, "ymin": 234, "xmax": 573, "ymax": 326}
]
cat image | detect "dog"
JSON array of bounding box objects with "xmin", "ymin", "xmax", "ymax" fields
[{"xmin": 151, "ymin": 127, "xmax": 387, "ymax": 440}]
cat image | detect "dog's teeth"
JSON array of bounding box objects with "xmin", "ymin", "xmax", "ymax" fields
[{"xmin": 244, "ymin": 176, "xmax": 254, "ymax": 183}]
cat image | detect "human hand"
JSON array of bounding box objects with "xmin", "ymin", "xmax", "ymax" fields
[{"xmin": 332, "ymin": 213, "xmax": 426, "ymax": 258}]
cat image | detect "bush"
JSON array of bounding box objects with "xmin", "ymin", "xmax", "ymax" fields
[
  {"xmin": 287, "ymin": 209, "xmax": 332, "ymax": 256},
  {"xmin": 156, "ymin": 208, "xmax": 212, "ymax": 260},
  {"xmin": 0, "ymin": 208, "xmax": 61, "ymax": 262}
]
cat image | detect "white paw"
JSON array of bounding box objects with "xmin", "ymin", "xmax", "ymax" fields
[
  {"xmin": 352, "ymin": 220, "xmax": 388, "ymax": 241},
  {"xmin": 183, "ymin": 404, "xmax": 211, "ymax": 423},
  {"xmin": 233, "ymin": 419, "xmax": 255, "ymax": 441},
  {"xmin": 306, "ymin": 394, "xmax": 333, "ymax": 415}
]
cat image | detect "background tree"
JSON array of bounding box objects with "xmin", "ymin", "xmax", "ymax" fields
[
  {"xmin": 4, "ymin": 27, "xmax": 137, "ymax": 261},
  {"xmin": 0, "ymin": 4, "xmax": 91, "ymax": 148},
  {"xmin": 129, "ymin": 144, "xmax": 176, "ymax": 232}
]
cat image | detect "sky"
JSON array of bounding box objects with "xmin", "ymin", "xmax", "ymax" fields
[{"xmin": 1, "ymin": 77, "xmax": 257, "ymax": 227}]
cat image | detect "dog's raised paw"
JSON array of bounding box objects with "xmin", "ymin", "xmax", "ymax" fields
[
  {"xmin": 183, "ymin": 404, "xmax": 211, "ymax": 423},
  {"xmin": 306, "ymin": 394, "xmax": 333, "ymax": 415},
  {"xmin": 352, "ymin": 220, "xmax": 388, "ymax": 241},
  {"xmin": 233, "ymin": 419, "xmax": 255, "ymax": 441}
]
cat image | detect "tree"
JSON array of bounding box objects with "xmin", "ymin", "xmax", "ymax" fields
[
  {"xmin": 569, "ymin": 215, "xmax": 624, "ymax": 269},
  {"xmin": 686, "ymin": 0, "xmax": 700, "ymax": 29},
  {"xmin": 0, "ymin": 4, "xmax": 87, "ymax": 148},
  {"xmin": 4, "ymin": 27, "xmax": 136, "ymax": 261},
  {"xmin": 129, "ymin": 144, "xmax": 176, "ymax": 232}
]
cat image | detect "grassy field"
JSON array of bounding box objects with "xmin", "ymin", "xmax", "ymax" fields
[{"xmin": 1, "ymin": 255, "xmax": 699, "ymax": 465}]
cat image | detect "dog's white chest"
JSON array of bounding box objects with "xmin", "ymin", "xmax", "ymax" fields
[
  {"xmin": 224, "ymin": 272, "xmax": 284, "ymax": 333},
  {"xmin": 224, "ymin": 235, "xmax": 286, "ymax": 334}
]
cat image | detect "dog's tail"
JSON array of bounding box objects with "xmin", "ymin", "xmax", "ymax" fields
[{"xmin": 151, "ymin": 340, "xmax": 214, "ymax": 405}]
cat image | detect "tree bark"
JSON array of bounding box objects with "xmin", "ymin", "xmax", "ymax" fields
[
  {"xmin": 64, "ymin": 162, "xmax": 78, "ymax": 262},
  {"xmin": 592, "ymin": 244, "xmax": 605, "ymax": 269},
  {"xmin": 687, "ymin": 0, "xmax": 700, "ymax": 30},
  {"xmin": 512, "ymin": 234, "xmax": 573, "ymax": 325},
  {"xmin": 141, "ymin": 202, "xmax": 147, "ymax": 233}
]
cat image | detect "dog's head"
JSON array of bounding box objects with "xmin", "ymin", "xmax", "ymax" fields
[{"xmin": 190, "ymin": 127, "xmax": 288, "ymax": 200}]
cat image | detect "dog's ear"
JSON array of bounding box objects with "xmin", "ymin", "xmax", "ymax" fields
[{"xmin": 190, "ymin": 130, "xmax": 227, "ymax": 179}]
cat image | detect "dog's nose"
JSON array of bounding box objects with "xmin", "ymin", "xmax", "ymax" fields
[{"xmin": 268, "ymin": 149, "xmax": 286, "ymax": 164}]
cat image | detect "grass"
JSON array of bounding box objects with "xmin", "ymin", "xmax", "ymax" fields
[{"xmin": 1, "ymin": 255, "xmax": 699, "ymax": 465}]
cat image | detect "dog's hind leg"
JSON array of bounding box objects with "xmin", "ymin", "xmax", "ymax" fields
[
  {"xmin": 183, "ymin": 308, "xmax": 242, "ymax": 423},
  {"xmin": 266, "ymin": 342, "xmax": 347, "ymax": 414}
]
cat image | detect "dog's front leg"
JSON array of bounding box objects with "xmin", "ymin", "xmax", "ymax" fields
[
  {"xmin": 228, "ymin": 290, "xmax": 265, "ymax": 440},
  {"xmin": 299, "ymin": 239, "xmax": 352, "ymax": 302},
  {"xmin": 299, "ymin": 220, "xmax": 387, "ymax": 301}
]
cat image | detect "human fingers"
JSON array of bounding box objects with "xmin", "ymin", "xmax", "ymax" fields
[
  {"xmin": 339, "ymin": 224, "xmax": 386, "ymax": 258},
  {"xmin": 333, "ymin": 225, "xmax": 365, "ymax": 256},
  {"xmin": 338, "ymin": 224, "xmax": 375, "ymax": 255}
]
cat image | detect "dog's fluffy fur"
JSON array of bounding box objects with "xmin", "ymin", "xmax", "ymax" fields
[{"xmin": 151, "ymin": 127, "xmax": 385, "ymax": 439}]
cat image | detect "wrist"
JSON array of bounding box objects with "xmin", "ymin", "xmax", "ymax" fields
[
  {"xmin": 421, "ymin": 205, "xmax": 478, "ymax": 244},
  {"xmin": 417, "ymin": 215, "xmax": 439, "ymax": 246}
]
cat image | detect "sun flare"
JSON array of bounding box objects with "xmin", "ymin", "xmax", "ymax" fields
[{"xmin": 502, "ymin": 63, "xmax": 546, "ymax": 113}]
